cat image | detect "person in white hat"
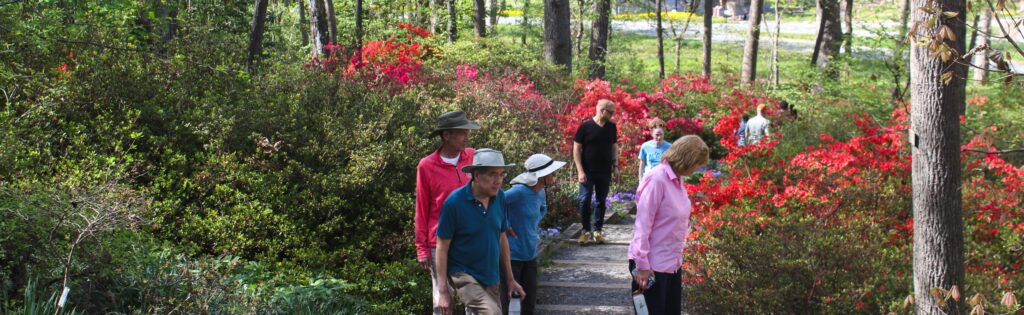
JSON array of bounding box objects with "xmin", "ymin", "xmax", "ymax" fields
[
  {"xmin": 501, "ymin": 154, "xmax": 567, "ymax": 314},
  {"xmin": 436, "ymin": 149, "xmax": 526, "ymax": 315}
]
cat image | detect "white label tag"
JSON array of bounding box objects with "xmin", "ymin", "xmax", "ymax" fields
[
  {"xmin": 58, "ymin": 286, "xmax": 70, "ymax": 307},
  {"xmin": 633, "ymin": 292, "xmax": 649, "ymax": 315}
]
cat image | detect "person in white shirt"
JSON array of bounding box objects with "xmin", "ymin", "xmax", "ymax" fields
[{"xmin": 744, "ymin": 103, "xmax": 771, "ymax": 145}]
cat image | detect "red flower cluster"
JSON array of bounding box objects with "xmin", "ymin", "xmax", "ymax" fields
[
  {"xmin": 666, "ymin": 117, "xmax": 705, "ymax": 136},
  {"xmin": 307, "ymin": 23, "xmax": 429, "ymax": 91}
]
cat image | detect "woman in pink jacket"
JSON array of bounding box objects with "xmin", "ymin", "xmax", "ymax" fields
[{"xmin": 628, "ymin": 135, "xmax": 709, "ymax": 314}]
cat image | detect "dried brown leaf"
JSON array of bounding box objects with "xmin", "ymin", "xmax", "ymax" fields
[
  {"xmin": 997, "ymin": 0, "xmax": 1007, "ymax": 11},
  {"xmin": 970, "ymin": 304, "xmax": 985, "ymax": 315},
  {"xmin": 951, "ymin": 285, "xmax": 962, "ymax": 301},
  {"xmin": 969, "ymin": 292, "xmax": 987, "ymax": 306},
  {"xmin": 904, "ymin": 294, "xmax": 915, "ymax": 308},
  {"xmin": 942, "ymin": 71, "xmax": 954, "ymax": 85},
  {"xmin": 943, "ymin": 11, "xmax": 960, "ymax": 18},
  {"xmin": 944, "ymin": 25, "xmax": 957, "ymax": 41},
  {"xmin": 932, "ymin": 287, "xmax": 949, "ymax": 306},
  {"xmin": 1001, "ymin": 291, "xmax": 1017, "ymax": 307}
]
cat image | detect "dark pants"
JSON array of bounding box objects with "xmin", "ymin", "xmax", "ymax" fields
[
  {"xmin": 501, "ymin": 260, "xmax": 538, "ymax": 315},
  {"xmin": 578, "ymin": 173, "xmax": 611, "ymax": 232},
  {"xmin": 629, "ymin": 260, "xmax": 682, "ymax": 315}
]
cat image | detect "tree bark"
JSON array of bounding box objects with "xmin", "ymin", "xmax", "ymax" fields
[
  {"xmin": 772, "ymin": 0, "xmax": 780, "ymax": 87},
  {"xmin": 968, "ymin": 13, "xmax": 979, "ymax": 51},
  {"xmin": 448, "ymin": 0, "xmax": 458, "ymax": 43},
  {"xmin": 325, "ymin": 0, "xmax": 338, "ymax": 44},
  {"xmin": 811, "ymin": 4, "xmax": 826, "ymax": 65},
  {"xmin": 972, "ymin": 8, "xmax": 992, "ymax": 84},
  {"xmin": 247, "ymin": 0, "xmax": 270, "ymax": 72},
  {"xmin": 741, "ymin": 0, "xmax": 764, "ymax": 84},
  {"xmin": 490, "ymin": 0, "xmax": 499, "ymax": 34},
  {"xmin": 815, "ymin": 0, "xmax": 843, "ymax": 70},
  {"xmin": 843, "ymin": 0, "xmax": 852, "ymax": 55},
  {"xmin": 589, "ymin": 0, "xmax": 611, "ymax": 79},
  {"xmin": 521, "ymin": 0, "xmax": 530, "ymax": 44},
  {"xmin": 474, "ymin": 0, "xmax": 487, "ymax": 37},
  {"xmin": 910, "ymin": 0, "xmax": 967, "ymax": 311},
  {"xmin": 356, "ymin": 0, "xmax": 364, "ymax": 53},
  {"xmin": 545, "ymin": 0, "xmax": 573, "ymax": 73},
  {"xmin": 299, "ymin": 0, "xmax": 310, "ymax": 46},
  {"xmin": 576, "ymin": 0, "xmax": 585, "ymax": 59},
  {"xmin": 703, "ymin": 0, "xmax": 713, "ymax": 77},
  {"xmin": 431, "ymin": 0, "xmax": 444, "ymax": 33},
  {"xmin": 308, "ymin": 0, "xmax": 331, "ymax": 56},
  {"xmin": 657, "ymin": 0, "xmax": 666, "ymax": 79}
]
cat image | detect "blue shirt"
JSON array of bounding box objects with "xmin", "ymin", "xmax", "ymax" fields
[
  {"xmin": 436, "ymin": 183, "xmax": 510, "ymax": 286},
  {"xmin": 505, "ymin": 184, "xmax": 548, "ymax": 261},
  {"xmin": 736, "ymin": 121, "xmax": 748, "ymax": 146},
  {"xmin": 638, "ymin": 140, "xmax": 672, "ymax": 177}
]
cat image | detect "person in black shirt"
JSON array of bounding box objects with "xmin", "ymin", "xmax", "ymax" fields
[{"xmin": 572, "ymin": 99, "xmax": 619, "ymax": 244}]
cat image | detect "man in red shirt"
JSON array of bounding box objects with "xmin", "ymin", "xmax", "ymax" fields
[{"xmin": 415, "ymin": 110, "xmax": 480, "ymax": 314}]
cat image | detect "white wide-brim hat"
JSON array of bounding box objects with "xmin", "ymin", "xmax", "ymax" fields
[
  {"xmin": 510, "ymin": 154, "xmax": 567, "ymax": 186},
  {"xmin": 461, "ymin": 148, "xmax": 515, "ymax": 173}
]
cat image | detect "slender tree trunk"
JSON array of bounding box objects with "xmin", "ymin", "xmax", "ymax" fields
[
  {"xmin": 910, "ymin": 0, "xmax": 967, "ymax": 311},
  {"xmin": 703, "ymin": 0, "xmax": 713, "ymax": 77},
  {"xmin": 490, "ymin": 0, "xmax": 499, "ymax": 34},
  {"xmin": 899, "ymin": 0, "xmax": 910, "ymax": 41},
  {"xmin": 843, "ymin": 0, "xmax": 852, "ymax": 55},
  {"xmin": 741, "ymin": 0, "xmax": 764, "ymax": 84},
  {"xmin": 815, "ymin": 0, "xmax": 842, "ymax": 70},
  {"xmin": 576, "ymin": 0, "xmax": 585, "ymax": 59},
  {"xmin": 247, "ymin": 0, "xmax": 270, "ymax": 72},
  {"xmin": 356, "ymin": 0, "xmax": 364, "ymax": 53},
  {"xmin": 589, "ymin": 0, "xmax": 611, "ymax": 79},
  {"xmin": 811, "ymin": 4, "xmax": 826, "ymax": 65},
  {"xmin": 325, "ymin": 0, "xmax": 338, "ymax": 44},
  {"xmin": 448, "ymin": 0, "xmax": 458, "ymax": 42},
  {"xmin": 474, "ymin": 0, "xmax": 487, "ymax": 37},
  {"xmin": 156, "ymin": 0, "xmax": 178, "ymax": 54},
  {"xmin": 521, "ymin": 0, "xmax": 530, "ymax": 44},
  {"xmin": 772, "ymin": 0, "xmax": 780, "ymax": 87},
  {"xmin": 973, "ymin": 8, "xmax": 992, "ymax": 84},
  {"xmin": 657, "ymin": 0, "xmax": 665, "ymax": 79},
  {"xmin": 308, "ymin": 0, "xmax": 330, "ymax": 56},
  {"xmin": 299, "ymin": 0, "xmax": 310, "ymax": 45},
  {"xmin": 545, "ymin": 0, "xmax": 573, "ymax": 73}
]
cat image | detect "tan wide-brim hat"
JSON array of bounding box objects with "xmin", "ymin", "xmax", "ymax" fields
[{"xmin": 461, "ymin": 148, "xmax": 515, "ymax": 173}]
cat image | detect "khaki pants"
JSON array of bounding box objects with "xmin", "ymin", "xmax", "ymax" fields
[
  {"xmin": 430, "ymin": 249, "xmax": 470, "ymax": 315},
  {"xmin": 450, "ymin": 272, "xmax": 502, "ymax": 315}
]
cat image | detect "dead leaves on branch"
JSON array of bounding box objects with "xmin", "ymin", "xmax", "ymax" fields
[{"xmin": 908, "ymin": 0, "xmax": 964, "ymax": 85}]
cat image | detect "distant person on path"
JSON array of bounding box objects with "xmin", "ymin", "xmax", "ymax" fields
[
  {"xmin": 628, "ymin": 135, "xmax": 709, "ymax": 315},
  {"xmin": 744, "ymin": 103, "xmax": 771, "ymax": 145},
  {"xmin": 436, "ymin": 149, "xmax": 526, "ymax": 314},
  {"xmin": 780, "ymin": 100, "xmax": 799, "ymax": 119},
  {"xmin": 638, "ymin": 127, "xmax": 671, "ymax": 181},
  {"xmin": 415, "ymin": 110, "xmax": 480, "ymax": 314},
  {"xmin": 735, "ymin": 113, "xmax": 750, "ymax": 146},
  {"xmin": 501, "ymin": 153, "xmax": 566, "ymax": 315},
  {"xmin": 573, "ymin": 99, "xmax": 619, "ymax": 244}
]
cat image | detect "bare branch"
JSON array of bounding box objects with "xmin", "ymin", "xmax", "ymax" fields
[{"xmin": 963, "ymin": 147, "xmax": 1024, "ymax": 154}]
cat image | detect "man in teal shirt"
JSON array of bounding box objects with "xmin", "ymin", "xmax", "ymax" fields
[{"xmin": 436, "ymin": 149, "xmax": 526, "ymax": 314}]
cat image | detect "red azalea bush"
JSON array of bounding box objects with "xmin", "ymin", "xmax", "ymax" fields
[
  {"xmin": 307, "ymin": 23, "xmax": 430, "ymax": 91},
  {"xmin": 682, "ymin": 99, "xmax": 1024, "ymax": 313}
]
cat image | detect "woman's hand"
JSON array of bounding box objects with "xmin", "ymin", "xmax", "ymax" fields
[{"xmin": 634, "ymin": 269, "xmax": 654, "ymax": 292}]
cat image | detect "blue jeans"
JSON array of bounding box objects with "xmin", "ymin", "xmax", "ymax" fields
[{"xmin": 578, "ymin": 173, "xmax": 610, "ymax": 232}]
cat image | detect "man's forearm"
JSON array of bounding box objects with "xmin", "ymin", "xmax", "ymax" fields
[
  {"xmin": 573, "ymin": 143, "xmax": 584, "ymax": 174},
  {"xmin": 436, "ymin": 239, "xmax": 450, "ymax": 289}
]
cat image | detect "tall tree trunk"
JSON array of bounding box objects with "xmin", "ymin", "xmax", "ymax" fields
[
  {"xmin": 772, "ymin": 0, "xmax": 780, "ymax": 87},
  {"xmin": 576, "ymin": 0, "xmax": 585, "ymax": 59},
  {"xmin": 325, "ymin": 0, "xmax": 338, "ymax": 44},
  {"xmin": 843, "ymin": 0, "xmax": 852, "ymax": 55},
  {"xmin": 155, "ymin": 0, "xmax": 178, "ymax": 54},
  {"xmin": 815, "ymin": 0, "xmax": 843, "ymax": 70},
  {"xmin": 356, "ymin": 0, "xmax": 364, "ymax": 53},
  {"xmin": 703, "ymin": 0, "xmax": 713, "ymax": 77},
  {"xmin": 589, "ymin": 0, "xmax": 611, "ymax": 79},
  {"xmin": 490, "ymin": 0, "xmax": 499, "ymax": 34},
  {"xmin": 521, "ymin": 0, "xmax": 530, "ymax": 44},
  {"xmin": 741, "ymin": 0, "xmax": 764, "ymax": 84},
  {"xmin": 299, "ymin": 0, "xmax": 310, "ymax": 45},
  {"xmin": 972, "ymin": 8, "xmax": 992, "ymax": 84},
  {"xmin": 656, "ymin": 0, "xmax": 665, "ymax": 79},
  {"xmin": 308, "ymin": 0, "xmax": 330, "ymax": 56},
  {"xmin": 899, "ymin": 0, "xmax": 910, "ymax": 41},
  {"xmin": 909, "ymin": 0, "xmax": 967, "ymax": 312},
  {"xmin": 545, "ymin": 0, "xmax": 573, "ymax": 73},
  {"xmin": 247, "ymin": 0, "xmax": 270, "ymax": 72},
  {"xmin": 448, "ymin": 0, "xmax": 458, "ymax": 43},
  {"xmin": 811, "ymin": 5, "xmax": 826, "ymax": 65},
  {"xmin": 474, "ymin": 0, "xmax": 487, "ymax": 37}
]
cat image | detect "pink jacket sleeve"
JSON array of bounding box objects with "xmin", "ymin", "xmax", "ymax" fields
[
  {"xmin": 414, "ymin": 163, "xmax": 432, "ymax": 260},
  {"xmin": 632, "ymin": 176, "xmax": 664, "ymax": 271}
]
